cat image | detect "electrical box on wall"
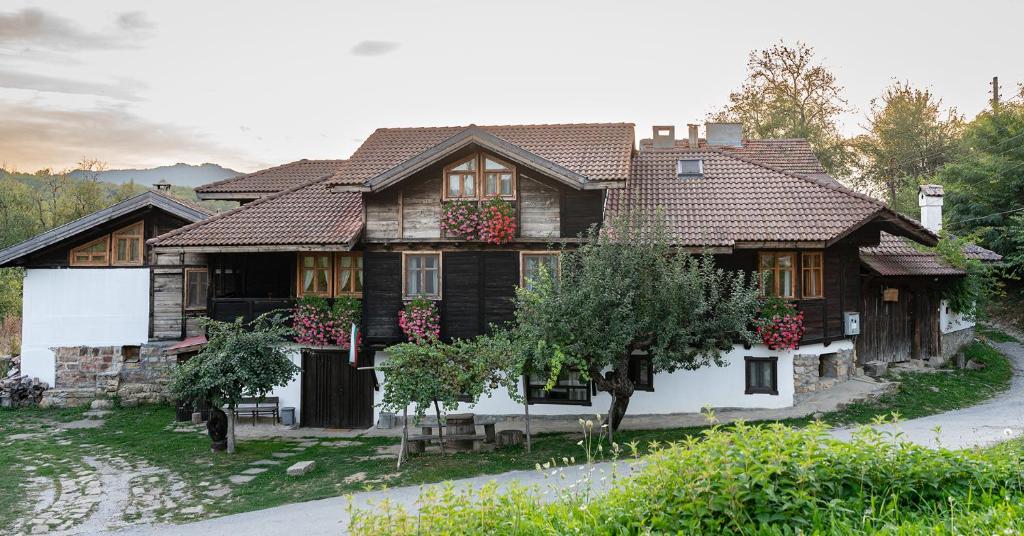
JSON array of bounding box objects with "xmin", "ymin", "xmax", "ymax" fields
[{"xmin": 843, "ymin": 312, "xmax": 861, "ymax": 336}]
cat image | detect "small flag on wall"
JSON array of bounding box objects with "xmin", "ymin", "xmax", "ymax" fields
[{"xmin": 349, "ymin": 323, "xmax": 359, "ymax": 367}]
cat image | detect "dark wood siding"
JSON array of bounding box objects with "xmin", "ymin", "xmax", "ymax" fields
[
  {"xmin": 442, "ymin": 252, "xmax": 482, "ymax": 340},
  {"xmin": 482, "ymin": 252, "xmax": 518, "ymax": 331},
  {"xmin": 857, "ymin": 279, "xmax": 942, "ymax": 364},
  {"xmin": 207, "ymin": 252, "xmax": 294, "ymax": 324},
  {"xmin": 560, "ymin": 190, "xmax": 603, "ymax": 238},
  {"xmin": 301, "ymin": 349, "xmax": 375, "ymax": 428},
  {"xmin": 363, "ymin": 252, "xmax": 403, "ymax": 343}
]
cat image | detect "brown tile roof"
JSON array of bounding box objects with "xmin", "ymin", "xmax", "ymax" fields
[
  {"xmin": 638, "ymin": 138, "xmax": 827, "ymax": 176},
  {"xmin": 607, "ymin": 148, "xmax": 885, "ymax": 246},
  {"xmin": 860, "ymin": 233, "xmax": 964, "ymax": 276},
  {"xmin": 964, "ymin": 243, "xmax": 1002, "ymax": 262},
  {"xmin": 196, "ymin": 159, "xmax": 347, "ymax": 195},
  {"xmin": 150, "ymin": 171, "xmax": 362, "ymax": 249},
  {"xmin": 329, "ymin": 123, "xmax": 634, "ymax": 186}
]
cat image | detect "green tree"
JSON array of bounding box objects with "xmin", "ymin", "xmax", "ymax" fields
[
  {"xmin": 509, "ymin": 213, "xmax": 761, "ymax": 432},
  {"xmin": 713, "ymin": 41, "xmax": 853, "ymax": 177},
  {"xmin": 940, "ymin": 94, "xmax": 1024, "ymax": 270},
  {"xmin": 170, "ymin": 313, "xmax": 298, "ymax": 453},
  {"xmin": 852, "ymin": 82, "xmax": 964, "ymax": 213}
]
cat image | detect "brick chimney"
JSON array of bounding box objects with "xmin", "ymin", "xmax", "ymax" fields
[
  {"xmin": 918, "ymin": 184, "xmax": 944, "ymax": 233},
  {"xmin": 652, "ymin": 125, "xmax": 676, "ymax": 149}
]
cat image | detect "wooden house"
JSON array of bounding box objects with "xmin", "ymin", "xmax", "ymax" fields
[{"xmin": 1, "ymin": 121, "xmax": 996, "ymax": 426}]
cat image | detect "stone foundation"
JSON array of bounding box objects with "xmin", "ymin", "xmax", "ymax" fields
[
  {"xmin": 793, "ymin": 348, "xmax": 856, "ymax": 403},
  {"xmin": 41, "ymin": 342, "xmax": 178, "ymax": 407},
  {"xmin": 936, "ymin": 327, "xmax": 975, "ymax": 367}
]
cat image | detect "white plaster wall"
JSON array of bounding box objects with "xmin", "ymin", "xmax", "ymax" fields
[
  {"xmin": 371, "ymin": 341, "xmax": 851, "ymax": 423},
  {"xmin": 939, "ymin": 299, "xmax": 975, "ymax": 334},
  {"xmin": 268, "ymin": 347, "xmax": 303, "ymax": 423},
  {"xmin": 21, "ymin": 268, "xmax": 151, "ymax": 387}
]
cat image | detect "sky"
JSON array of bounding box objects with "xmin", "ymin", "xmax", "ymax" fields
[{"xmin": 1, "ymin": 0, "xmax": 1022, "ymax": 174}]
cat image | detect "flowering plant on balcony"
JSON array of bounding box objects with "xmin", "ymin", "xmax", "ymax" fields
[
  {"xmin": 753, "ymin": 295, "xmax": 804, "ymax": 351},
  {"xmin": 477, "ymin": 197, "xmax": 517, "ymax": 245},
  {"xmin": 441, "ymin": 200, "xmax": 480, "ymax": 240},
  {"xmin": 292, "ymin": 296, "xmax": 362, "ymax": 349},
  {"xmin": 398, "ymin": 297, "xmax": 440, "ymax": 344}
]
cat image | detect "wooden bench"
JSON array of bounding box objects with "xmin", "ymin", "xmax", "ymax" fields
[
  {"xmin": 420, "ymin": 423, "xmax": 497, "ymax": 444},
  {"xmin": 233, "ymin": 397, "xmax": 280, "ymax": 426},
  {"xmin": 406, "ymin": 433, "xmax": 484, "ymax": 453}
]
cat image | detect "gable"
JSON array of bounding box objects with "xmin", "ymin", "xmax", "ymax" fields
[{"xmin": 0, "ymin": 192, "xmax": 209, "ymax": 267}]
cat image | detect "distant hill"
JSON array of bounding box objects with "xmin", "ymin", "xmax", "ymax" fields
[{"xmin": 67, "ymin": 163, "xmax": 241, "ymax": 188}]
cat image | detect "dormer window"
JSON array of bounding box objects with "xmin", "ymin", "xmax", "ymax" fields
[
  {"xmin": 443, "ymin": 153, "xmax": 516, "ymax": 200},
  {"xmin": 677, "ymin": 159, "xmax": 703, "ymax": 178}
]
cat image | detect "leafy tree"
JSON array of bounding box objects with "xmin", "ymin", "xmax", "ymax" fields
[
  {"xmin": 940, "ymin": 95, "xmax": 1024, "ymax": 271},
  {"xmin": 713, "ymin": 41, "xmax": 853, "ymax": 177},
  {"xmin": 510, "ymin": 213, "xmax": 761, "ymax": 432},
  {"xmin": 170, "ymin": 313, "xmax": 299, "ymax": 453},
  {"xmin": 852, "ymin": 82, "xmax": 964, "ymax": 213}
]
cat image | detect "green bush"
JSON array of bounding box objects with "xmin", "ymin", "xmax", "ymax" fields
[{"xmin": 348, "ymin": 422, "xmax": 1024, "ymax": 534}]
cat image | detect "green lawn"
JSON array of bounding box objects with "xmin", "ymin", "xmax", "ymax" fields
[{"xmin": 0, "ymin": 340, "xmax": 1013, "ymax": 529}]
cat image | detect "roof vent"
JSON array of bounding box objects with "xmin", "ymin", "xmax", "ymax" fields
[
  {"xmin": 677, "ymin": 159, "xmax": 703, "ymax": 178},
  {"xmin": 653, "ymin": 125, "xmax": 676, "ymax": 149}
]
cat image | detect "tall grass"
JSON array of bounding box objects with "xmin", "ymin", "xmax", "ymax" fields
[
  {"xmin": 0, "ymin": 315, "xmax": 19, "ymax": 358},
  {"xmin": 348, "ymin": 419, "xmax": 1024, "ymax": 535}
]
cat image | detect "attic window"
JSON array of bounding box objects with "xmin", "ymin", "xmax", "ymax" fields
[{"xmin": 676, "ymin": 159, "xmax": 703, "ymax": 178}]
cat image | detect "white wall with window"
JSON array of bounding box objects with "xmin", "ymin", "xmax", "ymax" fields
[
  {"xmin": 371, "ymin": 341, "xmax": 852, "ymax": 421},
  {"xmin": 21, "ymin": 268, "xmax": 151, "ymax": 386}
]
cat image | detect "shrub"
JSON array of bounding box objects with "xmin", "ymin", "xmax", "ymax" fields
[{"xmin": 348, "ymin": 421, "xmax": 1024, "ymax": 534}]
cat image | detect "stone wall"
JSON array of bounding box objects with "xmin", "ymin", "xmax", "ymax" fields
[
  {"xmin": 41, "ymin": 342, "xmax": 177, "ymax": 407},
  {"xmin": 793, "ymin": 348, "xmax": 856, "ymax": 403},
  {"xmin": 937, "ymin": 326, "xmax": 975, "ymax": 367}
]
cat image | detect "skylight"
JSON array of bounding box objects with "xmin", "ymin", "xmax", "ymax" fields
[{"xmin": 676, "ymin": 159, "xmax": 703, "ymax": 178}]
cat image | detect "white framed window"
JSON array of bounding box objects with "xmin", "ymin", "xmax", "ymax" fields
[
  {"xmin": 402, "ymin": 252, "xmax": 442, "ymax": 299},
  {"xmin": 520, "ymin": 251, "xmax": 560, "ymax": 290}
]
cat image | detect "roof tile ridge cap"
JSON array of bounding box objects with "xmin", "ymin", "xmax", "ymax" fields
[
  {"xmin": 195, "ymin": 160, "xmax": 309, "ymax": 192},
  {"xmin": 149, "ymin": 175, "xmax": 333, "ymax": 245},
  {"xmin": 150, "ymin": 189, "xmax": 214, "ymax": 216},
  {"xmin": 708, "ymin": 148, "xmax": 884, "ymax": 207}
]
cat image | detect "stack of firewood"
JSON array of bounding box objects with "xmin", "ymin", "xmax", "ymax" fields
[{"xmin": 0, "ymin": 374, "xmax": 47, "ymax": 407}]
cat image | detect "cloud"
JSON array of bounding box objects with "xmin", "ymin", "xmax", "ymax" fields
[
  {"xmin": 0, "ymin": 8, "xmax": 153, "ymax": 50},
  {"xmin": 0, "ymin": 69, "xmax": 145, "ymax": 100},
  {"xmin": 350, "ymin": 40, "xmax": 400, "ymax": 57},
  {"xmin": 116, "ymin": 11, "xmax": 154, "ymax": 31},
  {"xmin": 0, "ymin": 100, "xmax": 251, "ymax": 172}
]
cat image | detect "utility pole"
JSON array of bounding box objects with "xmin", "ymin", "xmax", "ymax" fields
[{"xmin": 992, "ymin": 76, "xmax": 1000, "ymax": 108}]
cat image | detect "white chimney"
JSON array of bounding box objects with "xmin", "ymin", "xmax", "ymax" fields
[
  {"xmin": 705, "ymin": 122, "xmax": 743, "ymax": 147},
  {"xmin": 652, "ymin": 125, "xmax": 675, "ymax": 149},
  {"xmin": 687, "ymin": 124, "xmax": 699, "ymax": 149},
  {"xmin": 918, "ymin": 184, "xmax": 944, "ymax": 233}
]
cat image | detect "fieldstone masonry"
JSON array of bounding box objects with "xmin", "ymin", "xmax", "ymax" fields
[
  {"xmin": 42, "ymin": 342, "xmax": 177, "ymax": 407},
  {"xmin": 793, "ymin": 348, "xmax": 856, "ymax": 403}
]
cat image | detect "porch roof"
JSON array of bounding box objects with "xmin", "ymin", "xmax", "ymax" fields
[
  {"xmin": 860, "ymin": 233, "xmax": 964, "ymax": 277},
  {"xmin": 150, "ymin": 171, "xmax": 363, "ymax": 251}
]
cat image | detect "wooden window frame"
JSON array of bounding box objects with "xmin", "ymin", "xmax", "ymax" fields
[
  {"xmin": 111, "ymin": 221, "xmax": 145, "ymax": 266},
  {"xmin": 184, "ymin": 268, "xmax": 209, "ymax": 311},
  {"xmin": 441, "ymin": 152, "xmax": 517, "ymax": 201},
  {"xmin": 296, "ymin": 252, "xmax": 333, "ymax": 297},
  {"xmin": 525, "ymin": 367, "xmax": 592, "ymax": 406},
  {"xmin": 443, "ymin": 154, "xmax": 479, "ymax": 200},
  {"xmin": 68, "ymin": 235, "xmax": 111, "ymax": 267},
  {"xmin": 744, "ymin": 356, "xmax": 779, "ymax": 395},
  {"xmin": 758, "ymin": 251, "xmax": 797, "ymax": 299},
  {"xmin": 519, "ymin": 251, "xmax": 560, "ymax": 289},
  {"xmin": 801, "ymin": 251, "xmax": 824, "ymax": 299},
  {"xmin": 334, "ymin": 252, "xmax": 364, "ymax": 298},
  {"xmin": 401, "ymin": 251, "xmax": 442, "ymax": 300},
  {"xmin": 629, "ymin": 355, "xmax": 654, "ymax": 392},
  {"xmin": 481, "ymin": 154, "xmax": 517, "ymax": 200}
]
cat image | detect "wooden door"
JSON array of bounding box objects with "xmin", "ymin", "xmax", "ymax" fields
[{"xmin": 301, "ymin": 349, "xmax": 375, "ymax": 428}]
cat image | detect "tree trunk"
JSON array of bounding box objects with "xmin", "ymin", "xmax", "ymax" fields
[
  {"xmin": 433, "ymin": 399, "xmax": 446, "ymax": 455},
  {"xmin": 608, "ymin": 394, "xmax": 631, "ymax": 435},
  {"xmin": 226, "ymin": 404, "xmax": 236, "ymax": 454},
  {"xmin": 523, "ymin": 376, "xmax": 532, "ymax": 454},
  {"xmin": 590, "ymin": 353, "xmax": 635, "ymax": 434}
]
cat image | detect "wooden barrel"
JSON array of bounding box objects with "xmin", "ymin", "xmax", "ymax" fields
[{"xmin": 445, "ymin": 413, "xmax": 477, "ymax": 451}]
